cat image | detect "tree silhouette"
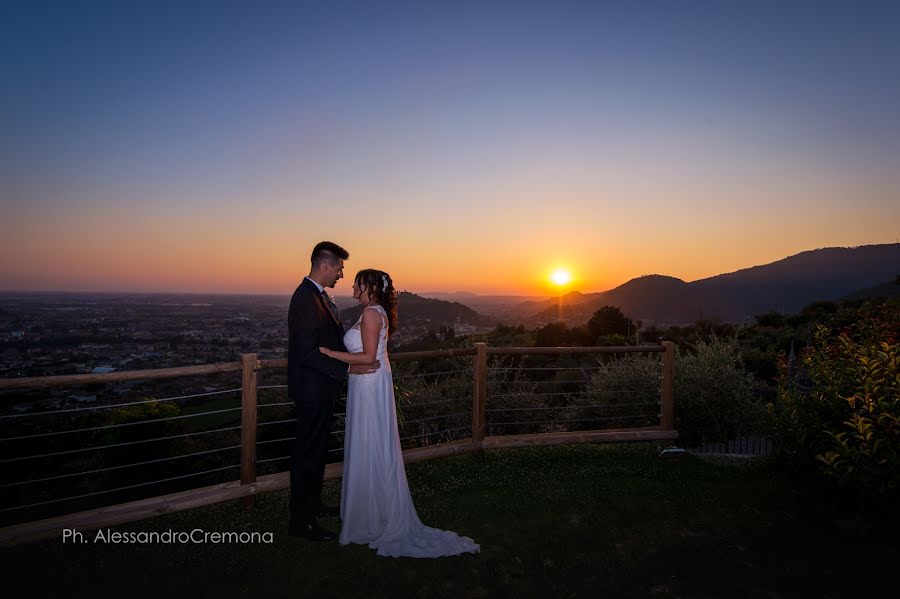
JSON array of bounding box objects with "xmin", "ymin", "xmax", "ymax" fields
[{"xmin": 587, "ymin": 306, "xmax": 633, "ymax": 341}]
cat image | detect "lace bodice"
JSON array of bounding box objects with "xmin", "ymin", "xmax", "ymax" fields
[{"xmin": 343, "ymin": 304, "xmax": 389, "ymax": 365}]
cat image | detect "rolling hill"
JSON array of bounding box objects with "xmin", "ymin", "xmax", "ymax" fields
[
  {"xmin": 340, "ymin": 291, "xmax": 484, "ymax": 329},
  {"xmin": 528, "ymin": 244, "xmax": 899, "ymax": 324}
]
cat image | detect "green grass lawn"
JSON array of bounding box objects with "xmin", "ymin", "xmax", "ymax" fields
[{"xmin": 3, "ymin": 443, "xmax": 895, "ymax": 598}]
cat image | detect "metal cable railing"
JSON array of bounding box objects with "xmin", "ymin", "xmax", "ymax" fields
[
  {"xmin": 0, "ymin": 445, "xmax": 243, "ymax": 489},
  {"xmin": 490, "ymin": 415, "xmax": 655, "ymax": 427},
  {"xmin": 399, "ymin": 426, "xmax": 471, "ymax": 443},
  {"xmin": 392, "ymin": 368, "xmax": 471, "ymax": 381},
  {"xmin": 403, "ymin": 396, "xmax": 469, "ymax": 407},
  {"xmin": 0, "ymin": 425, "xmax": 242, "ymax": 464},
  {"xmin": 257, "ymin": 418, "xmax": 295, "ymax": 428},
  {"xmin": 0, "ymin": 464, "xmax": 241, "ymax": 513},
  {"xmin": 0, "ymin": 387, "xmax": 242, "ymax": 419},
  {"xmin": 484, "ymin": 351, "xmax": 664, "ymax": 435},
  {"xmin": 487, "ymin": 402, "xmax": 659, "ymax": 412},
  {"xmin": 0, "ymin": 343, "xmax": 675, "ymax": 539},
  {"xmin": 0, "ymin": 407, "xmax": 242, "ymax": 442},
  {"xmin": 256, "ymin": 455, "xmax": 290, "ymax": 466},
  {"xmin": 489, "ymin": 365, "xmax": 610, "ymax": 372},
  {"xmin": 401, "ymin": 412, "xmax": 469, "ymax": 425},
  {"xmin": 256, "ymin": 436, "xmax": 294, "ymax": 446}
]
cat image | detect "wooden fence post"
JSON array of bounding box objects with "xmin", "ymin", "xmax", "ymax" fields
[
  {"xmin": 472, "ymin": 342, "xmax": 488, "ymax": 449},
  {"xmin": 660, "ymin": 341, "xmax": 675, "ymax": 430},
  {"xmin": 240, "ymin": 353, "xmax": 258, "ymax": 508}
]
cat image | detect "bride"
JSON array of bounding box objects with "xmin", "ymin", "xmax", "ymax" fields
[{"xmin": 319, "ymin": 269, "xmax": 480, "ymax": 558}]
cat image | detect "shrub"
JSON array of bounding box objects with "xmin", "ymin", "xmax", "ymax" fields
[
  {"xmin": 776, "ymin": 301, "xmax": 899, "ymax": 498},
  {"xmin": 674, "ymin": 336, "xmax": 765, "ymax": 447},
  {"xmin": 588, "ymin": 353, "xmax": 661, "ymax": 428},
  {"xmin": 586, "ymin": 337, "xmax": 764, "ymax": 446}
]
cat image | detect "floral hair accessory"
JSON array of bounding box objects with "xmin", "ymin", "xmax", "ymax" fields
[{"xmin": 382, "ymin": 274, "xmax": 389, "ymax": 291}]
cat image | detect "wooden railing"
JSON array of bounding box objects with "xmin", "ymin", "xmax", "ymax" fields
[{"xmin": 0, "ymin": 342, "xmax": 676, "ymax": 546}]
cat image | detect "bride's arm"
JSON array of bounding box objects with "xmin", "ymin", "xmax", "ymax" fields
[{"xmin": 319, "ymin": 309, "xmax": 381, "ymax": 365}]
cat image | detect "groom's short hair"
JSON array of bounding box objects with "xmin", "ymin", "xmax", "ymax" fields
[{"xmin": 311, "ymin": 241, "xmax": 349, "ymax": 267}]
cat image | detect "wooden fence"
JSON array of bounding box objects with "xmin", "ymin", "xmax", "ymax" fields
[{"xmin": 0, "ymin": 342, "xmax": 676, "ymax": 545}]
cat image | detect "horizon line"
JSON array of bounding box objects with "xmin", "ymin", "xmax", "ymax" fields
[{"xmin": 2, "ymin": 242, "xmax": 896, "ymax": 299}]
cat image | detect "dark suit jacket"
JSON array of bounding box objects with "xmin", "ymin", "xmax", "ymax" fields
[{"xmin": 287, "ymin": 278, "xmax": 348, "ymax": 400}]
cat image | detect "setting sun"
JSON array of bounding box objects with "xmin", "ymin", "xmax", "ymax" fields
[{"xmin": 550, "ymin": 269, "xmax": 572, "ymax": 286}]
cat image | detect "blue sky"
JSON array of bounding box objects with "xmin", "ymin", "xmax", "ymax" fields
[{"xmin": 2, "ymin": 1, "xmax": 898, "ymax": 293}]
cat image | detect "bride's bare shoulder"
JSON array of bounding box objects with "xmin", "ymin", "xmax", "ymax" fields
[
  {"xmin": 361, "ymin": 305, "xmax": 387, "ymax": 326},
  {"xmin": 360, "ymin": 306, "xmax": 382, "ymax": 322}
]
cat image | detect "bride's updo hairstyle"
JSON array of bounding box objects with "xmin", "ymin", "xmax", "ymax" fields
[{"xmin": 355, "ymin": 269, "xmax": 398, "ymax": 336}]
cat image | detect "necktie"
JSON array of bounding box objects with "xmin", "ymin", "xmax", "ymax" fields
[{"xmin": 322, "ymin": 290, "xmax": 338, "ymax": 319}]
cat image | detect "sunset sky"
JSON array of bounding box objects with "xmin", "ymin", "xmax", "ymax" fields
[{"xmin": 2, "ymin": 1, "xmax": 898, "ymax": 296}]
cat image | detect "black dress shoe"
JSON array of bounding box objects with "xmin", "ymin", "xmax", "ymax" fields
[
  {"xmin": 315, "ymin": 504, "xmax": 340, "ymax": 518},
  {"xmin": 288, "ymin": 519, "xmax": 336, "ymax": 542}
]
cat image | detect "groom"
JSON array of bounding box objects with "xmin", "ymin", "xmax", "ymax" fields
[{"xmin": 287, "ymin": 241, "xmax": 377, "ymax": 541}]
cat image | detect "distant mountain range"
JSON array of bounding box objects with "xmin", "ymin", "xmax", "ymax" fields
[
  {"xmin": 337, "ymin": 244, "xmax": 898, "ymax": 328},
  {"xmin": 419, "ymin": 291, "xmax": 480, "ymax": 299},
  {"xmin": 340, "ymin": 291, "xmax": 483, "ymax": 329},
  {"xmin": 524, "ymin": 244, "xmax": 899, "ymax": 324},
  {"xmin": 418, "ymin": 292, "xmax": 544, "ymax": 307}
]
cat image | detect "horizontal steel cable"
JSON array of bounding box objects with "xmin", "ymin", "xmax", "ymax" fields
[
  {"xmin": 399, "ymin": 426, "xmax": 471, "ymax": 443},
  {"xmin": 400, "ymin": 412, "xmax": 469, "ymax": 425},
  {"xmin": 0, "ymin": 464, "xmax": 240, "ymax": 513},
  {"xmin": 490, "ymin": 415, "xmax": 657, "ymax": 426},
  {"xmin": 392, "ymin": 368, "xmax": 472, "ymax": 381},
  {"xmin": 256, "ymin": 436, "xmax": 294, "ymax": 446},
  {"xmin": 0, "ymin": 444, "xmax": 242, "ymax": 488},
  {"xmin": 488, "ymin": 365, "xmax": 612, "ymax": 372},
  {"xmin": 404, "ymin": 396, "xmax": 470, "ymax": 407},
  {"xmin": 0, "ymin": 387, "xmax": 242, "ymax": 420},
  {"xmin": 256, "ymin": 455, "xmax": 290, "ymax": 465},
  {"xmin": 486, "ymin": 402, "xmax": 660, "ymax": 412},
  {"xmin": 0, "ymin": 425, "xmax": 242, "ymax": 464},
  {"xmin": 257, "ymin": 418, "xmax": 295, "ymax": 428},
  {"xmin": 489, "ymin": 380, "xmax": 661, "ymax": 388},
  {"xmin": 0, "ymin": 407, "xmax": 242, "ymax": 442}
]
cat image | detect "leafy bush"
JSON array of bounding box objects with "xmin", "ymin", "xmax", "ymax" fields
[
  {"xmin": 585, "ymin": 338, "xmax": 764, "ymax": 446},
  {"xmin": 391, "ymin": 358, "xmax": 472, "ymax": 447},
  {"xmin": 674, "ymin": 336, "xmax": 765, "ymax": 447},
  {"xmin": 775, "ymin": 301, "xmax": 899, "ymax": 497},
  {"xmin": 588, "ymin": 353, "xmax": 661, "ymax": 428}
]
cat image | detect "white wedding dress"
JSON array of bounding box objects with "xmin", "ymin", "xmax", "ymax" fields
[{"xmin": 339, "ymin": 304, "xmax": 480, "ymax": 558}]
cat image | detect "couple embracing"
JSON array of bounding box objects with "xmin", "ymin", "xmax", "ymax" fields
[{"xmin": 287, "ymin": 241, "xmax": 480, "ymax": 558}]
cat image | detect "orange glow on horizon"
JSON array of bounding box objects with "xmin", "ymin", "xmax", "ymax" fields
[{"xmin": 1, "ymin": 201, "xmax": 894, "ymax": 297}]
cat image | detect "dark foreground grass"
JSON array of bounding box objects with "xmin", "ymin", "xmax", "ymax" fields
[{"xmin": 2, "ymin": 443, "xmax": 895, "ymax": 598}]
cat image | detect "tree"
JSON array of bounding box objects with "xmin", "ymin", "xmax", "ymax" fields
[
  {"xmin": 587, "ymin": 306, "xmax": 632, "ymax": 342},
  {"xmin": 800, "ymin": 301, "xmax": 838, "ymax": 321},
  {"xmin": 535, "ymin": 322, "xmax": 569, "ymax": 347},
  {"xmin": 755, "ymin": 311, "xmax": 786, "ymax": 328}
]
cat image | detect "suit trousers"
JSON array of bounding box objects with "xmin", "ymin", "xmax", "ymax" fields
[{"xmin": 290, "ymin": 395, "xmax": 335, "ymax": 521}]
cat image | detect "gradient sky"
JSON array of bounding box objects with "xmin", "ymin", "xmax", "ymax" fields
[{"xmin": 2, "ymin": 1, "xmax": 898, "ymax": 296}]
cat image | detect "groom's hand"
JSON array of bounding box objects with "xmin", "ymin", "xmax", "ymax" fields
[{"xmin": 349, "ymin": 361, "xmax": 379, "ymax": 374}]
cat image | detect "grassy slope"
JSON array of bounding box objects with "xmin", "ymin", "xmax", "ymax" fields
[{"xmin": 3, "ymin": 443, "xmax": 895, "ymax": 598}]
